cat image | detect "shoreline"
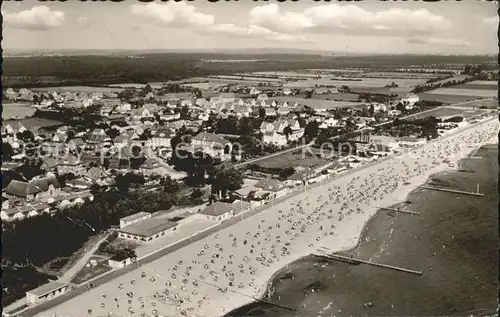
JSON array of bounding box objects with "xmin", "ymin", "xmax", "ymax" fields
[
  {"xmin": 233, "ymin": 141, "xmax": 494, "ymax": 314},
  {"xmin": 33, "ymin": 118, "xmax": 498, "ymax": 317},
  {"xmin": 215, "ymin": 120, "xmax": 499, "ymax": 317}
]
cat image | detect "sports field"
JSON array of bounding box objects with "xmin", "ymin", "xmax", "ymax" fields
[
  {"xmin": 403, "ymin": 106, "xmax": 488, "ymax": 120},
  {"xmin": 417, "ymin": 93, "xmax": 492, "ymax": 104}
]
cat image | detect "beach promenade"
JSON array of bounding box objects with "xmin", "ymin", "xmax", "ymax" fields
[{"xmin": 34, "ymin": 117, "xmax": 498, "ymax": 317}]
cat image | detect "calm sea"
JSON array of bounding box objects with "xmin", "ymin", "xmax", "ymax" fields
[{"xmin": 227, "ymin": 144, "xmax": 499, "ymax": 317}]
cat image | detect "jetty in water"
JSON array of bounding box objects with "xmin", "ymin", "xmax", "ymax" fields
[
  {"xmin": 313, "ymin": 252, "xmax": 423, "ymax": 276},
  {"xmin": 418, "ymin": 185, "xmax": 484, "ymax": 197},
  {"xmin": 377, "ymin": 207, "xmax": 419, "ymax": 216}
]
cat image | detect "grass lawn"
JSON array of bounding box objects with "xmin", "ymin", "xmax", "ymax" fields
[
  {"xmin": 451, "ymin": 83, "xmax": 498, "ymax": 91},
  {"xmin": 252, "ymin": 153, "xmax": 329, "ymax": 170},
  {"xmin": 71, "ymin": 262, "xmax": 112, "ymax": 285},
  {"xmin": 309, "ymin": 93, "xmax": 361, "ymax": 102},
  {"xmin": 427, "ymin": 88, "xmax": 496, "ymax": 98},
  {"xmin": 403, "ymin": 107, "xmax": 487, "ymax": 120},
  {"xmin": 416, "ymin": 93, "xmax": 486, "ymax": 104}
]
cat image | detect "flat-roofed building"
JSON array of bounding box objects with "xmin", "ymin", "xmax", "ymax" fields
[
  {"xmin": 199, "ymin": 202, "xmax": 234, "ymax": 221},
  {"xmin": 26, "ymin": 281, "xmax": 68, "ymax": 305},
  {"xmin": 118, "ymin": 217, "xmax": 178, "ymax": 242},
  {"xmin": 108, "ymin": 253, "xmax": 135, "ymax": 269},
  {"xmin": 119, "ymin": 212, "xmax": 152, "ymax": 229}
]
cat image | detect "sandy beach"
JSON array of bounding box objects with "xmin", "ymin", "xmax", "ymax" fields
[{"xmin": 37, "ymin": 118, "xmax": 498, "ymax": 317}]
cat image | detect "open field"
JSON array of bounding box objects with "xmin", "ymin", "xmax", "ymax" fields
[
  {"xmin": 271, "ymin": 96, "xmax": 365, "ymax": 109},
  {"xmin": 283, "ymin": 77, "xmax": 426, "ymax": 89},
  {"xmin": 309, "ymin": 93, "xmax": 362, "ymax": 102},
  {"xmin": 181, "ymin": 82, "xmax": 228, "ymax": 90},
  {"xmin": 417, "ymin": 93, "xmax": 490, "ymax": 104},
  {"xmin": 251, "ymin": 153, "xmax": 329, "ymax": 170},
  {"xmin": 210, "ymin": 75, "xmax": 282, "ymax": 82},
  {"xmin": 426, "ymin": 88, "xmax": 497, "ymax": 98},
  {"xmin": 31, "ymin": 86, "xmax": 125, "ymax": 93},
  {"xmin": 4, "ymin": 117, "xmax": 64, "ymax": 129},
  {"xmin": 423, "ymin": 75, "xmax": 469, "ymax": 86},
  {"xmin": 448, "ymin": 81, "xmax": 498, "ymax": 91},
  {"xmin": 202, "ymin": 76, "xmax": 276, "ymax": 86},
  {"xmin": 403, "ymin": 106, "xmax": 488, "ymax": 120},
  {"xmin": 247, "ymin": 71, "xmax": 319, "ymax": 78},
  {"xmin": 448, "ymin": 98, "xmax": 498, "ymax": 109},
  {"xmin": 361, "ymin": 72, "xmax": 440, "ymax": 79},
  {"xmin": 470, "ymin": 80, "xmax": 499, "ymax": 85},
  {"xmin": 2, "ymin": 103, "xmax": 36, "ymax": 119}
]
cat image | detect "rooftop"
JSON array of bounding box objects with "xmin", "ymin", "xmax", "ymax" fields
[
  {"xmin": 5, "ymin": 177, "xmax": 61, "ymax": 198},
  {"xmin": 120, "ymin": 212, "xmax": 151, "ymax": 223},
  {"xmin": 199, "ymin": 202, "xmax": 233, "ymax": 217},
  {"xmin": 192, "ymin": 132, "xmax": 231, "ymax": 146},
  {"xmin": 118, "ymin": 217, "xmax": 178, "ymax": 237},
  {"xmin": 254, "ymin": 179, "xmax": 286, "ymax": 192},
  {"xmin": 26, "ymin": 281, "xmax": 67, "ymax": 298}
]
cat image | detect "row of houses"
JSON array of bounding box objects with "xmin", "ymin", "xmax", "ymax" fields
[{"xmin": 1, "ymin": 175, "xmax": 95, "ymax": 222}]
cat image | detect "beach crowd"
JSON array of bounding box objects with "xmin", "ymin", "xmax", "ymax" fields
[{"xmin": 44, "ymin": 119, "xmax": 498, "ymax": 317}]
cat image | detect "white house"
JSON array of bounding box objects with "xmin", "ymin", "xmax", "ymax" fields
[
  {"xmin": 372, "ymin": 103, "xmax": 387, "ymax": 112},
  {"xmin": 401, "ymin": 93, "xmax": 419, "ymax": 106},
  {"xmin": 108, "ymin": 254, "xmax": 135, "ymax": 269},
  {"xmin": 191, "ymin": 132, "xmax": 233, "ymax": 161},
  {"xmin": 151, "ymin": 129, "xmax": 173, "ymax": 149},
  {"xmin": 254, "ymin": 179, "xmax": 289, "ymax": 199},
  {"xmin": 257, "ymin": 94, "xmax": 269, "ymax": 101},
  {"xmin": 260, "ymin": 119, "xmax": 304, "ymax": 146},
  {"xmin": 396, "ymin": 136, "xmax": 427, "ymax": 147},
  {"xmin": 199, "ymin": 202, "xmax": 234, "ymax": 222},
  {"xmin": 250, "ymin": 87, "xmax": 261, "ymax": 96},
  {"xmin": 388, "ymin": 109, "xmax": 401, "ymax": 117},
  {"xmin": 26, "ymin": 281, "xmax": 68, "ymax": 305},
  {"xmin": 319, "ymin": 117, "xmax": 339, "ymax": 129}
]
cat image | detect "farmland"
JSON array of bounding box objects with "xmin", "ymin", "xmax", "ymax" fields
[
  {"xmin": 448, "ymin": 98, "xmax": 498, "ymax": 109},
  {"xmin": 4, "ymin": 117, "xmax": 64, "ymax": 129},
  {"xmin": 422, "ymin": 75, "xmax": 469, "ymax": 86},
  {"xmin": 3, "ymin": 103, "xmax": 36, "ymax": 120},
  {"xmin": 308, "ymin": 93, "xmax": 362, "ymax": 102},
  {"xmin": 417, "ymin": 93, "xmax": 489, "ymax": 104},
  {"xmin": 270, "ymin": 96, "xmax": 365, "ymax": 109},
  {"xmin": 31, "ymin": 86, "xmax": 125, "ymax": 94},
  {"xmin": 426, "ymin": 88, "xmax": 496, "ymax": 98},
  {"xmin": 361, "ymin": 72, "xmax": 439, "ymax": 79},
  {"xmin": 281, "ymin": 77, "xmax": 426, "ymax": 89}
]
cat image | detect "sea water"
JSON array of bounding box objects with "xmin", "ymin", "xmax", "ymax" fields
[{"xmin": 227, "ymin": 144, "xmax": 499, "ymax": 317}]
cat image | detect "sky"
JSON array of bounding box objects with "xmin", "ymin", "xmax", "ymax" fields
[{"xmin": 2, "ymin": 1, "xmax": 498, "ymax": 55}]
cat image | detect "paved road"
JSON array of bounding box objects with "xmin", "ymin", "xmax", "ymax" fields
[
  {"xmin": 19, "ymin": 199, "xmax": 287, "ymax": 317},
  {"xmin": 58, "ymin": 234, "xmax": 110, "ymax": 284}
]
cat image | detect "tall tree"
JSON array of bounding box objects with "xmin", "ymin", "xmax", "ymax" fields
[
  {"xmin": 2, "ymin": 143, "xmax": 14, "ymax": 162},
  {"xmin": 283, "ymin": 125, "xmax": 293, "ymax": 141},
  {"xmin": 304, "ymin": 121, "xmax": 320, "ymax": 140},
  {"xmin": 212, "ymin": 166, "xmax": 244, "ymax": 197}
]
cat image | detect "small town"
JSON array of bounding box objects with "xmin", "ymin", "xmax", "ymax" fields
[{"xmin": 2, "ymin": 2, "xmax": 499, "ymax": 317}]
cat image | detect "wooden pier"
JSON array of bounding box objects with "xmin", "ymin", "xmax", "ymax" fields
[
  {"xmin": 418, "ymin": 185, "xmax": 484, "ymax": 197},
  {"xmin": 377, "ymin": 207, "xmax": 419, "ymax": 216},
  {"xmin": 201, "ymin": 280, "xmax": 296, "ymax": 312},
  {"xmin": 313, "ymin": 252, "xmax": 423, "ymax": 276}
]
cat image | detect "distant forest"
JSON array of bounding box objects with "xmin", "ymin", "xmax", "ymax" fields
[{"xmin": 2, "ymin": 53, "xmax": 497, "ymax": 88}]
